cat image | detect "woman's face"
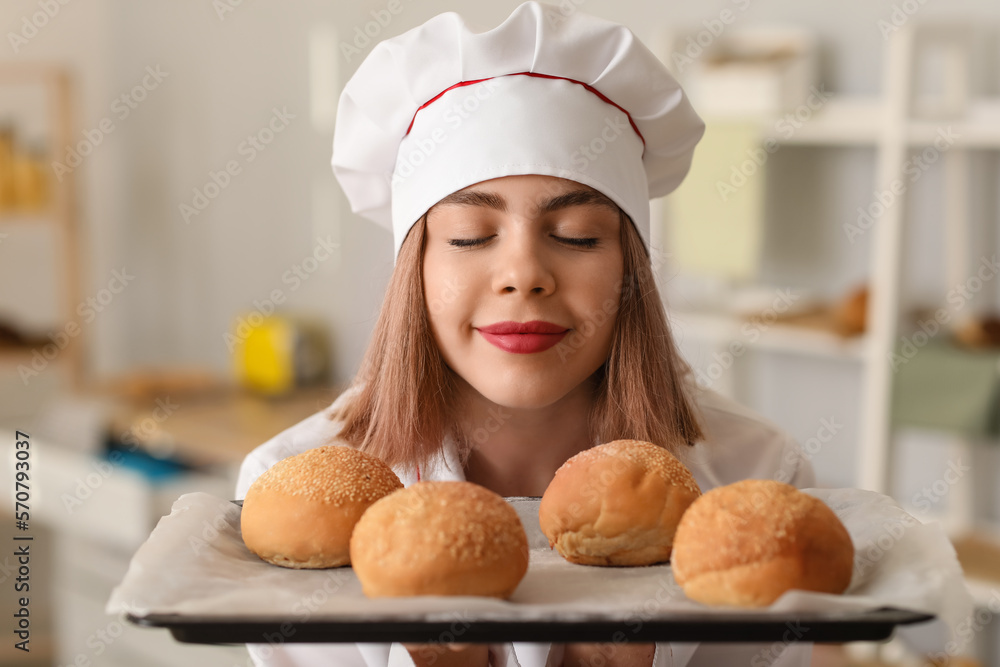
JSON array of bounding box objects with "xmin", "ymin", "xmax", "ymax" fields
[{"xmin": 422, "ymin": 174, "xmax": 624, "ymax": 409}]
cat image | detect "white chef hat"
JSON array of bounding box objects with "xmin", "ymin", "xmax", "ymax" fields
[{"xmin": 331, "ymin": 1, "xmax": 704, "ymax": 261}]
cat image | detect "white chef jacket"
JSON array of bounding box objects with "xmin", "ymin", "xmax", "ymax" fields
[{"xmin": 235, "ymin": 382, "xmax": 817, "ymax": 667}]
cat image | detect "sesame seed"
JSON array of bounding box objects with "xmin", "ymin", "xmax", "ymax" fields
[
  {"xmin": 250, "ymin": 445, "xmax": 403, "ymax": 506},
  {"xmin": 354, "ymin": 481, "xmax": 528, "ymax": 565},
  {"xmin": 554, "ymin": 439, "xmax": 702, "ymax": 495}
]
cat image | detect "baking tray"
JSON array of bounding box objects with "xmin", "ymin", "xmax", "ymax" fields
[
  {"xmin": 117, "ymin": 496, "xmax": 936, "ymax": 645},
  {"xmin": 128, "ymin": 607, "xmax": 933, "ymax": 645}
]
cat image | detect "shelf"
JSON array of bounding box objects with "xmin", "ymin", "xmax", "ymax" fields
[
  {"xmin": 908, "ymin": 97, "xmax": 1000, "ymax": 147},
  {"xmin": 670, "ymin": 309, "xmax": 867, "ymax": 361},
  {"xmin": 761, "ymin": 94, "xmax": 1000, "ymax": 149},
  {"xmin": 767, "ymin": 96, "xmax": 884, "ymax": 146}
]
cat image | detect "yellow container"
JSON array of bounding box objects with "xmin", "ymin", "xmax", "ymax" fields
[
  {"xmin": 0, "ymin": 126, "xmax": 15, "ymax": 211},
  {"xmin": 13, "ymin": 145, "xmax": 49, "ymax": 211},
  {"xmin": 230, "ymin": 314, "xmax": 329, "ymax": 396}
]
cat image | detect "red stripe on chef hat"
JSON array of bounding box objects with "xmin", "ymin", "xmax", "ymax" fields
[{"xmin": 405, "ymin": 72, "xmax": 646, "ymax": 150}]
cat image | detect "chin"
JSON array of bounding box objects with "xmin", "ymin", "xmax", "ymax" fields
[{"xmin": 468, "ymin": 375, "xmax": 581, "ymax": 410}]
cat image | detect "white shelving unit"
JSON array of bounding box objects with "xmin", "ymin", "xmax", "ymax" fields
[
  {"xmin": 0, "ymin": 64, "xmax": 85, "ymax": 394},
  {"xmin": 662, "ymin": 23, "xmax": 998, "ymax": 501},
  {"xmin": 661, "ymin": 32, "xmax": 1000, "ymax": 659},
  {"xmin": 669, "ymin": 309, "xmax": 867, "ymax": 361}
]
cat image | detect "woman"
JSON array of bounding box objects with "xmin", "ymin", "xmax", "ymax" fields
[{"xmin": 237, "ymin": 3, "xmax": 815, "ymax": 665}]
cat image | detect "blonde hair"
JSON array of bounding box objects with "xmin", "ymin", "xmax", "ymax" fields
[{"xmin": 332, "ymin": 209, "xmax": 704, "ymax": 474}]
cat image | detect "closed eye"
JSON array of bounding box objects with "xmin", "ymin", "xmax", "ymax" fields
[
  {"xmin": 447, "ymin": 235, "xmax": 599, "ymax": 248},
  {"xmin": 448, "ymin": 236, "xmax": 494, "ymax": 248},
  {"xmin": 554, "ymin": 236, "xmax": 599, "ymax": 248}
]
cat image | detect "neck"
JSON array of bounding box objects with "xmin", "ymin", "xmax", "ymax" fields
[{"xmin": 456, "ymin": 376, "xmax": 599, "ymax": 496}]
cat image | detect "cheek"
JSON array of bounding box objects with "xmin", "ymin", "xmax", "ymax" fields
[
  {"xmin": 558, "ymin": 268, "xmax": 622, "ymax": 359},
  {"xmin": 578, "ymin": 259, "xmax": 623, "ymax": 317},
  {"xmin": 424, "ymin": 282, "xmax": 453, "ymax": 324},
  {"xmin": 423, "ymin": 257, "xmax": 475, "ymax": 331},
  {"xmin": 590, "ymin": 266, "xmax": 625, "ymax": 344}
]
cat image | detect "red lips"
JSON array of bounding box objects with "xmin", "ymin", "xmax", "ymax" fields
[{"xmin": 476, "ymin": 320, "xmax": 570, "ymax": 354}]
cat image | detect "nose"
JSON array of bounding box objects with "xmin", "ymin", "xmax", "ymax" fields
[{"xmin": 491, "ymin": 232, "xmax": 556, "ymax": 296}]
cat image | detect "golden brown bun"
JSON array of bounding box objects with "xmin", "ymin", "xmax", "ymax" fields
[
  {"xmin": 349, "ymin": 481, "xmax": 529, "ymax": 598},
  {"xmin": 241, "ymin": 445, "xmax": 403, "ymax": 569},
  {"xmin": 671, "ymin": 479, "xmax": 854, "ymax": 607},
  {"xmin": 538, "ymin": 439, "xmax": 702, "ymax": 566}
]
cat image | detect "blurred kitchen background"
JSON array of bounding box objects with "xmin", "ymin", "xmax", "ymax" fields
[{"xmin": 1, "ymin": 0, "xmax": 999, "ymax": 665}]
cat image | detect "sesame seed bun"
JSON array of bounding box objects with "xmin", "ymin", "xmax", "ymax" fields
[
  {"xmin": 538, "ymin": 439, "xmax": 702, "ymax": 566},
  {"xmin": 349, "ymin": 481, "xmax": 530, "ymax": 598},
  {"xmin": 240, "ymin": 445, "xmax": 403, "ymax": 569},
  {"xmin": 671, "ymin": 479, "xmax": 854, "ymax": 607}
]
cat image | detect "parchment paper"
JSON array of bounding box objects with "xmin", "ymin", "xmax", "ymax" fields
[{"xmin": 107, "ymin": 488, "xmax": 972, "ymax": 636}]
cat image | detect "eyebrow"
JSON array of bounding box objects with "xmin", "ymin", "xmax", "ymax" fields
[{"xmin": 432, "ymin": 188, "xmax": 620, "ymax": 215}]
